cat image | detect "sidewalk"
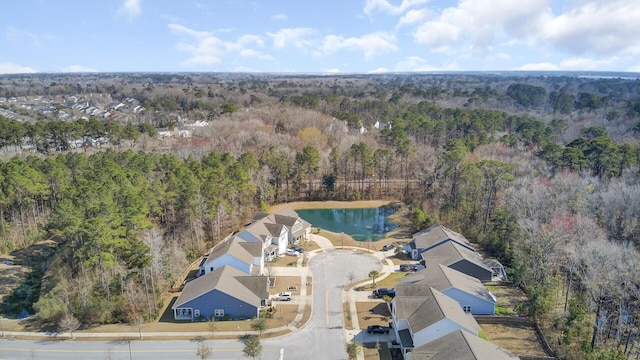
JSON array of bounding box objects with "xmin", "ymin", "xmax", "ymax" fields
[{"xmin": 1, "ymin": 234, "xmax": 398, "ymax": 360}]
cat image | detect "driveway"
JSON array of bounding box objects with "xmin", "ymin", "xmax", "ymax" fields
[{"xmin": 0, "ymin": 249, "xmax": 382, "ymax": 360}]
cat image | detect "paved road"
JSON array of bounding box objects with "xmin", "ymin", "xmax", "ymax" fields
[{"xmin": 0, "ymin": 250, "xmax": 381, "ymax": 360}]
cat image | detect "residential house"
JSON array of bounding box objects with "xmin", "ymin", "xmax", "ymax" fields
[
  {"xmin": 421, "ymin": 241, "xmax": 494, "ymax": 282},
  {"xmin": 236, "ymin": 218, "xmax": 289, "ymax": 261},
  {"xmin": 238, "ymin": 208, "xmax": 311, "ymax": 260},
  {"xmin": 391, "ymin": 285, "xmax": 481, "ymax": 357},
  {"xmin": 405, "ymin": 224, "xmax": 476, "ymax": 260},
  {"xmin": 172, "ymin": 265, "xmax": 268, "ymax": 321},
  {"xmin": 199, "ymin": 236, "xmax": 264, "ymax": 276},
  {"xmin": 253, "ymin": 208, "xmax": 312, "ymax": 245},
  {"xmin": 407, "ymin": 329, "xmax": 520, "ymax": 360},
  {"xmin": 400, "ymin": 264, "xmax": 497, "ymax": 314}
]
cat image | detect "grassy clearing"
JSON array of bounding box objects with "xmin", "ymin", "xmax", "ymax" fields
[
  {"xmin": 343, "ymin": 302, "xmax": 354, "ymax": 330},
  {"xmin": 355, "ymin": 272, "xmax": 408, "ymax": 292},
  {"xmin": 356, "ymin": 302, "xmax": 391, "ymax": 329},
  {"xmin": 482, "ymin": 323, "xmax": 548, "ymax": 357},
  {"xmin": 269, "ymin": 276, "xmax": 302, "ymax": 296}
]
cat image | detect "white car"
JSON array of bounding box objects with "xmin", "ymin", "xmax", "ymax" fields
[
  {"xmin": 285, "ymin": 249, "xmax": 300, "ymax": 256},
  {"xmin": 275, "ymin": 292, "xmax": 293, "ymax": 301}
]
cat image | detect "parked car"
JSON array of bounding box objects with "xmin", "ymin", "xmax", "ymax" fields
[
  {"xmin": 400, "ymin": 263, "xmax": 426, "ymax": 272},
  {"xmin": 290, "ymin": 245, "xmax": 304, "ymax": 253},
  {"xmin": 285, "ymin": 249, "xmax": 300, "ymax": 256},
  {"xmin": 373, "ymin": 288, "xmax": 395, "ymax": 298},
  {"xmin": 275, "ymin": 292, "xmax": 293, "ymax": 301},
  {"xmin": 382, "ymin": 244, "xmax": 395, "ymax": 251},
  {"xmin": 367, "ymin": 325, "xmax": 390, "ymax": 334}
]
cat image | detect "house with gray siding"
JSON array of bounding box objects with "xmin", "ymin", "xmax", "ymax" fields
[
  {"xmin": 172, "ymin": 266, "xmax": 268, "ymax": 321},
  {"xmin": 421, "ymin": 241, "xmax": 494, "ymax": 282},
  {"xmin": 407, "ymin": 329, "xmax": 520, "ymax": 360},
  {"xmin": 391, "ymin": 286, "xmax": 481, "ymax": 358},
  {"xmin": 405, "ymin": 224, "xmax": 476, "ymax": 260},
  {"xmin": 199, "ymin": 236, "xmax": 264, "ymax": 276},
  {"xmin": 400, "ymin": 264, "xmax": 497, "ymax": 315}
]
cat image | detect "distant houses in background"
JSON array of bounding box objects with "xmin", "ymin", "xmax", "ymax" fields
[{"xmin": 174, "ymin": 208, "xmax": 311, "ymax": 321}]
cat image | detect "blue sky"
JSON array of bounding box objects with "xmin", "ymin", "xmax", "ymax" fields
[{"xmin": 1, "ymin": 0, "xmax": 639, "ymax": 74}]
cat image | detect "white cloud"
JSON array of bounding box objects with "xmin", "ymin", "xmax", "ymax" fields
[
  {"xmin": 239, "ymin": 49, "xmax": 274, "ymax": 61},
  {"xmin": 267, "ymin": 28, "xmax": 316, "ymax": 50},
  {"xmin": 396, "ymin": 8, "xmax": 430, "ymax": 28},
  {"xmin": 559, "ymin": 57, "xmax": 619, "ymax": 71},
  {"xmin": 316, "ymin": 32, "xmax": 397, "ymax": 59},
  {"xmin": 271, "ymin": 14, "xmax": 287, "ymax": 21},
  {"xmin": 517, "ymin": 62, "xmax": 559, "ymax": 71},
  {"xmin": 394, "ymin": 56, "xmax": 438, "ymax": 71},
  {"xmin": 517, "ymin": 57, "xmax": 620, "ymax": 71},
  {"xmin": 0, "ymin": 62, "xmax": 36, "ymax": 74},
  {"xmin": 62, "ymin": 65, "xmax": 97, "ymax": 73},
  {"xmin": 412, "ymin": 0, "xmax": 548, "ymax": 53},
  {"xmin": 6, "ymin": 26, "xmax": 40, "ymax": 45},
  {"xmin": 168, "ymin": 24, "xmax": 270, "ymax": 66},
  {"xmin": 364, "ymin": 0, "xmax": 430, "ymax": 16},
  {"xmin": 368, "ymin": 67, "xmax": 389, "ymax": 74},
  {"xmin": 119, "ymin": 0, "xmax": 141, "ymax": 17},
  {"xmin": 540, "ymin": 1, "xmax": 640, "ymax": 56},
  {"xmin": 324, "ymin": 68, "xmax": 342, "ymax": 74}
]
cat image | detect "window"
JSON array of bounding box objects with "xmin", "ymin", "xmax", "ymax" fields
[
  {"xmin": 214, "ymin": 309, "xmax": 224, "ymax": 317},
  {"xmin": 463, "ymin": 305, "xmax": 472, "ymax": 313},
  {"xmin": 194, "ymin": 309, "xmax": 200, "ymax": 317}
]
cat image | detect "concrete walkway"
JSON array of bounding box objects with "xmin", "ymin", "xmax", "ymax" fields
[{"xmin": 2, "ymin": 234, "xmax": 399, "ymax": 360}]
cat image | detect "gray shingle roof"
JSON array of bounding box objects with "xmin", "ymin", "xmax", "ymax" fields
[
  {"xmin": 172, "ymin": 266, "xmax": 268, "ymax": 309},
  {"xmin": 203, "ymin": 236, "xmax": 255, "ymax": 268},
  {"xmin": 412, "ymin": 224, "xmax": 473, "ymax": 251},
  {"xmin": 400, "ymin": 264, "xmax": 496, "ymax": 304},
  {"xmin": 421, "ymin": 241, "xmax": 492, "ymax": 273},
  {"xmin": 393, "ymin": 286, "xmax": 481, "ymax": 334},
  {"xmin": 408, "ymin": 329, "xmax": 520, "ymax": 360}
]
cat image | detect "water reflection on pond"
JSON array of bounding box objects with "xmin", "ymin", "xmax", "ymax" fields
[{"xmin": 296, "ymin": 207, "xmax": 397, "ymax": 241}]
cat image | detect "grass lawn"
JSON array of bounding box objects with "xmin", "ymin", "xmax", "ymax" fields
[
  {"xmin": 485, "ymin": 285, "xmax": 529, "ymax": 316},
  {"xmin": 269, "ymin": 276, "xmax": 302, "ymax": 296},
  {"xmin": 356, "ymin": 302, "xmax": 391, "ymax": 329},
  {"xmin": 363, "ymin": 341, "xmax": 390, "ymax": 360},
  {"xmin": 343, "ymin": 302, "xmax": 354, "ymax": 330},
  {"xmin": 482, "ymin": 323, "xmax": 548, "ymax": 357},
  {"xmin": 355, "ymin": 272, "xmax": 408, "ymax": 292}
]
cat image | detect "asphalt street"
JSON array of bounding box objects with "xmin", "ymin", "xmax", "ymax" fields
[{"xmin": 0, "ymin": 249, "xmax": 382, "ymax": 360}]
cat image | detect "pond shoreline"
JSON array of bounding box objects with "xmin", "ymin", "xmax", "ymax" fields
[
  {"xmin": 269, "ymin": 200, "xmax": 411, "ymax": 249},
  {"xmin": 269, "ymin": 200, "xmax": 396, "ymax": 212}
]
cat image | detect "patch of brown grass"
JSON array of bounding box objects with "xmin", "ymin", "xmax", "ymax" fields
[
  {"xmin": 269, "ymin": 276, "xmax": 302, "ymax": 296},
  {"xmin": 363, "ymin": 342, "xmax": 390, "ymax": 360},
  {"xmin": 343, "ymin": 302, "xmax": 354, "ymax": 330},
  {"xmin": 356, "ymin": 302, "xmax": 391, "ymax": 329},
  {"xmin": 481, "ymin": 323, "xmax": 548, "ymax": 357}
]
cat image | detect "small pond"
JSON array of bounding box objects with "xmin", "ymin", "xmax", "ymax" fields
[{"xmin": 296, "ymin": 207, "xmax": 398, "ymax": 241}]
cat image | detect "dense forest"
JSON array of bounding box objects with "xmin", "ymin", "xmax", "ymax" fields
[{"xmin": 1, "ymin": 72, "xmax": 640, "ymax": 359}]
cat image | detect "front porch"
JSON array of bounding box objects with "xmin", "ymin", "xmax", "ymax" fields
[{"xmin": 173, "ymin": 308, "xmax": 194, "ymax": 321}]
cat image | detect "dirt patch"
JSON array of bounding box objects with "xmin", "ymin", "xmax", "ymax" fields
[
  {"xmin": 482, "ymin": 323, "xmax": 549, "ymax": 357},
  {"xmin": 356, "ymin": 302, "xmax": 391, "ymax": 329}
]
